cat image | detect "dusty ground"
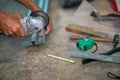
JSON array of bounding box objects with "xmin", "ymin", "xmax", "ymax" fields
[{"xmin": 0, "ymin": 0, "xmax": 120, "ymax": 80}]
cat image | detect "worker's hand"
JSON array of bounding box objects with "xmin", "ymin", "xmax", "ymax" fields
[
  {"xmin": 45, "ymin": 18, "xmax": 52, "ymax": 35},
  {"xmin": 0, "ymin": 12, "xmax": 26, "ymax": 38},
  {"xmin": 16, "ymin": 0, "xmax": 52, "ymax": 35}
]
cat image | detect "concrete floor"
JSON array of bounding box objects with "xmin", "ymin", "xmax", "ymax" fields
[{"xmin": 0, "ymin": 0, "xmax": 120, "ymax": 80}]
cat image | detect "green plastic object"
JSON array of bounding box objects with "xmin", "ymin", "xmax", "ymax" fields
[{"xmin": 77, "ymin": 37, "xmax": 95, "ymax": 51}]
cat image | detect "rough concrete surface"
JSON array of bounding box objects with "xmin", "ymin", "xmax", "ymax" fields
[{"xmin": 0, "ymin": 0, "xmax": 120, "ymax": 80}]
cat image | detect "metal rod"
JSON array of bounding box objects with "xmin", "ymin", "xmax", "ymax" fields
[
  {"xmin": 71, "ymin": 50, "xmax": 120, "ymax": 64},
  {"xmin": 39, "ymin": 0, "xmax": 44, "ymax": 10},
  {"xmin": 27, "ymin": 0, "xmax": 49, "ymax": 15},
  {"xmin": 44, "ymin": 0, "xmax": 49, "ymax": 13}
]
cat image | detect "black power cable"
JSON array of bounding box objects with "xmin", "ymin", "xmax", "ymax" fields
[{"xmin": 107, "ymin": 72, "xmax": 120, "ymax": 80}]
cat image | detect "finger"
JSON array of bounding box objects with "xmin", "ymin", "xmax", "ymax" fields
[
  {"xmin": 8, "ymin": 31, "xmax": 18, "ymax": 38},
  {"xmin": 13, "ymin": 22, "xmax": 26, "ymax": 37},
  {"xmin": 15, "ymin": 29, "xmax": 21, "ymax": 37},
  {"xmin": 4, "ymin": 31, "xmax": 15, "ymax": 38},
  {"xmin": 9, "ymin": 34, "xmax": 15, "ymax": 38},
  {"xmin": 16, "ymin": 18, "xmax": 26, "ymax": 37},
  {"xmin": 45, "ymin": 18, "xmax": 52, "ymax": 35},
  {"xmin": 19, "ymin": 27, "xmax": 26, "ymax": 37},
  {"xmin": 4, "ymin": 31, "xmax": 9, "ymax": 36},
  {"xmin": 9, "ymin": 27, "xmax": 19, "ymax": 37},
  {"xmin": 6, "ymin": 26, "xmax": 17, "ymax": 38},
  {"xmin": 45, "ymin": 27, "xmax": 50, "ymax": 35},
  {"xmin": 7, "ymin": 31, "xmax": 16, "ymax": 38}
]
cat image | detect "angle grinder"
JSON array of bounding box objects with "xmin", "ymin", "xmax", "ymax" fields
[
  {"xmin": 21, "ymin": 11, "xmax": 49, "ymax": 35},
  {"xmin": 21, "ymin": 11, "xmax": 49, "ymax": 46},
  {"xmin": 0, "ymin": 11, "xmax": 49, "ymax": 46}
]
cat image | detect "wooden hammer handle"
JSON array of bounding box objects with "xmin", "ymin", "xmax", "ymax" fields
[
  {"xmin": 66, "ymin": 24, "xmax": 112, "ymax": 38},
  {"xmin": 70, "ymin": 35, "xmax": 113, "ymax": 42}
]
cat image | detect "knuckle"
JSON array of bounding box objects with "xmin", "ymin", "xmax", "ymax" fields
[
  {"xmin": 15, "ymin": 13, "xmax": 21, "ymax": 18},
  {"xmin": 3, "ymin": 31, "xmax": 7, "ymax": 35},
  {"xmin": 5, "ymin": 33, "xmax": 9, "ymax": 36},
  {"xmin": 12, "ymin": 29, "xmax": 17, "ymax": 33},
  {"xmin": 9, "ymin": 32, "xmax": 13, "ymax": 35},
  {"xmin": 12, "ymin": 27, "xmax": 19, "ymax": 32}
]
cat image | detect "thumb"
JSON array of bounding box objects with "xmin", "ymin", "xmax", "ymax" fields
[
  {"xmin": 45, "ymin": 27, "xmax": 50, "ymax": 35},
  {"xmin": 45, "ymin": 18, "xmax": 52, "ymax": 35}
]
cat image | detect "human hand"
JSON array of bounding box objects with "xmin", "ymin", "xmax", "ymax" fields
[
  {"xmin": 0, "ymin": 12, "xmax": 26, "ymax": 38},
  {"xmin": 45, "ymin": 18, "xmax": 52, "ymax": 35},
  {"xmin": 16, "ymin": 0, "xmax": 52, "ymax": 35}
]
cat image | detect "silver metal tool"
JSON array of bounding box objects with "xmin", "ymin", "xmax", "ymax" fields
[
  {"xmin": 0, "ymin": 0, "xmax": 50, "ymax": 46},
  {"xmin": 0, "ymin": 11, "xmax": 49, "ymax": 46},
  {"xmin": 21, "ymin": 11, "xmax": 49, "ymax": 46},
  {"xmin": 70, "ymin": 49, "xmax": 120, "ymax": 64}
]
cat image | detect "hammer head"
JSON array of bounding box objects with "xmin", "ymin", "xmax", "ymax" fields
[{"xmin": 90, "ymin": 11, "xmax": 100, "ymax": 18}]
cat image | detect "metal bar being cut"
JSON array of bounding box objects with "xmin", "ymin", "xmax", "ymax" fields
[{"xmin": 70, "ymin": 50, "xmax": 120, "ymax": 64}]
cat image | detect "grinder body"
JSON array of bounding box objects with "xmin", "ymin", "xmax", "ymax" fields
[{"xmin": 21, "ymin": 11, "xmax": 49, "ymax": 46}]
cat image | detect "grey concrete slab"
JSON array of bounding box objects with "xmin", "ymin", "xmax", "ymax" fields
[{"xmin": 0, "ymin": 0, "xmax": 119, "ymax": 80}]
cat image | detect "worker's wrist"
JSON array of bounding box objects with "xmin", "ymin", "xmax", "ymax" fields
[
  {"xmin": 32, "ymin": 8, "xmax": 41, "ymax": 12},
  {"xmin": 30, "ymin": 2, "xmax": 41, "ymax": 12},
  {"xmin": 16, "ymin": 0, "xmax": 41, "ymax": 12}
]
